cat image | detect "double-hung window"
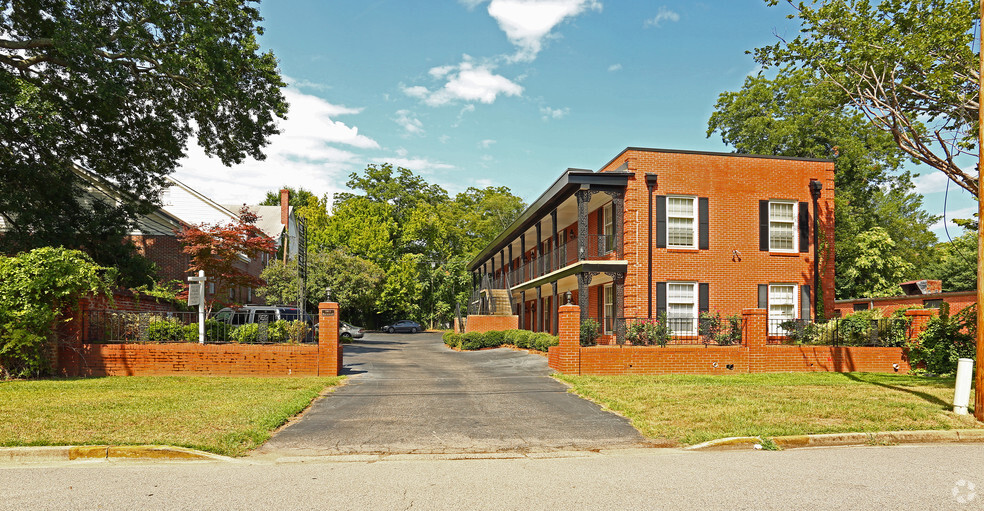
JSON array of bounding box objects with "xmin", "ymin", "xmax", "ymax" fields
[
  {"xmin": 667, "ymin": 196, "xmax": 696, "ymax": 249},
  {"xmin": 667, "ymin": 282, "xmax": 697, "ymax": 335},
  {"xmin": 602, "ymin": 202, "xmax": 615, "ymax": 253},
  {"xmin": 768, "ymin": 283, "xmax": 797, "ymax": 334},
  {"xmin": 769, "ymin": 201, "xmax": 797, "ymax": 252},
  {"xmin": 603, "ymin": 284, "xmax": 614, "ymax": 334}
]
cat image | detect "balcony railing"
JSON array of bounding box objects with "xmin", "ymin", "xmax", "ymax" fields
[{"xmin": 499, "ymin": 234, "xmax": 622, "ymax": 287}]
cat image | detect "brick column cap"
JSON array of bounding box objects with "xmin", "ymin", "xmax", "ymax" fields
[
  {"xmin": 560, "ymin": 304, "xmax": 579, "ymax": 313},
  {"xmin": 319, "ymin": 302, "xmax": 339, "ymax": 309}
]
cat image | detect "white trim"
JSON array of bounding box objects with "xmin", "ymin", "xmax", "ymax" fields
[
  {"xmin": 666, "ymin": 195, "xmax": 697, "ymax": 249},
  {"xmin": 666, "ymin": 281, "xmax": 697, "ymax": 335},
  {"xmin": 768, "ymin": 200, "xmax": 798, "ymax": 253},
  {"xmin": 768, "ymin": 283, "xmax": 798, "ymax": 334}
]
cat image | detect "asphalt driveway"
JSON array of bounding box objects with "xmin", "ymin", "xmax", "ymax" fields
[{"xmin": 254, "ymin": 332, "xmax": 649, "ymax": 456}]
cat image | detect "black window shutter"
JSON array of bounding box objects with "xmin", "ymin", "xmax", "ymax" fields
[
  {"xmin": 758, "ymin": 284, "xmax": 768, "ymax": 309},
  {"xmin": 798, "ymin": 201, "xmax": 810, "ymax": 253},
  {"xmin": 698, "ymin": 197, "xmax": 709, "ymax": 250},
  {"xmin": 759, "ymin": 200, "xmax": 769, "ymax": 251},
  {"xmin": 655, "ymin": 195, "xmax": 667, "ymax": 248},
  {"xmin": 698, "ymin": 283, "xmax": 709, "ymax": 314},
  {"xmin": 656, "ymin": 282, "xmax": 667, "ymax": 318},
  {"xmin": 801, "ymin": 285, "xmax": 811, "ymax": 320}
]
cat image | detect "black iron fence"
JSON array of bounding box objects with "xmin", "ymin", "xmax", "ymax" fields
[
  {"xmin": 79, "ymin": 310, "xmax": 316, "ymax": 344},
  {"xmin": 617, "ymin": 314, "xmax": 745, "ymax": 346},
  {"xmin": 766, "ymin": 317, "xmax": 909, "ymax": 347}
]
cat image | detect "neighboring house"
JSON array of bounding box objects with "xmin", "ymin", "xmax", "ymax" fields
[
  {"xmin": 221, "ymin": 188, "xmax": 300, "ymax": 263},
  {"xmin": 467, "ymin": 147, "xmax": 836, "ymax": 343},
  {"xmin": 834, "ymin": 279, "xmax": 975, "ymax": 317}
]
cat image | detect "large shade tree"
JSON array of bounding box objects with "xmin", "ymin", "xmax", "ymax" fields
[{"xmin": 0, "ymin": 0, "xmax": 287, "ymax": 262}]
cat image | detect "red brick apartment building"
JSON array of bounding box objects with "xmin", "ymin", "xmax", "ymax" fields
[{"xmin": 467, "ymin": 147, "xmax": 836, "ymax": 343}]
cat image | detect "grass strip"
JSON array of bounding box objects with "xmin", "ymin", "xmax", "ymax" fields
[
  {"xmin": 555, "ymin": 372, "xmax": 980, "ymax": 446},
  {"xmin": 0, "ymin": 376, "xmax": 342, "ymax": 456}
]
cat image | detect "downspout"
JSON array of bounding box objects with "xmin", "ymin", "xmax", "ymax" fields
[
  {"xmin": 645, "ymin": 173, "xmax": 658, "ymax": 318},
  {"xmin": 809, "ymin": 180, "xmax": 823, "ymax": 320}
]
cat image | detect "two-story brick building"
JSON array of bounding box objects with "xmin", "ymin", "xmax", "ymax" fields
[{"xmin": 467, "ymin": 147, "xmax": 835, "ymax": 343}]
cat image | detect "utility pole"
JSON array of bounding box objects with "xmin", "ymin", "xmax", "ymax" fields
[{"xmin": 976, "ymin": 0, "xmax": 984, "ymax": 422}]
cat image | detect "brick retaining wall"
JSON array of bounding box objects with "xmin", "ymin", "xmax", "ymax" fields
[{"xmin": 465, "ymin": 315, "xmax": 519, "ymax": 333}]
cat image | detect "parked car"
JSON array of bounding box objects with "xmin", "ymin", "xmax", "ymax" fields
[
  {"xmin": 340, "ymin": 322, "xmax": 364, "ymax": 340},
  {"xmin": 213, "ymin": 305, "xmax": 310, "ymax": 326},
  {"xmin": 381, "ymin": 320, "xmax": 422, "ymax": 333}
]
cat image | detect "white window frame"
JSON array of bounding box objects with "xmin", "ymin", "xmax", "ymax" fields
[
  {"xmin": 666, "ymin": 281, "xmax": 697, "ymax": 335},
  {"xmin": 768, "ymin": 200, "xmax": 798, "ymax": 253},
  {"xmin": 768, "ymin": 283, "xmax": 798, "ymax": 335},
  {"xmin": 666, "ymin": 195, "xmax": 697, "ymax": 249},
  {"xmin": 602, "ymin": 202, "xmax": 615, "ymax": 253},
  {"xmin": 603, "ymin": 283, "xmax": 614, "ymax": 334}
]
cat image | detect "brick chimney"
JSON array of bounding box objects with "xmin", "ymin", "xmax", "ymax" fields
[{"xmin": 280, "ymin": 189, "xmax": 289, "ymax": 226}]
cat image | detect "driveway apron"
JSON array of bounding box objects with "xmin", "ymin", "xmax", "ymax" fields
[{"xmin": 254, "ymin": 332, "xmax": 649, "ymax": 456}]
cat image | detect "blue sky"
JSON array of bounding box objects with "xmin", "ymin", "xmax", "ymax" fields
[{"xmin": 173, "ymin": 0, "xmax": 976, "ymax": 241}]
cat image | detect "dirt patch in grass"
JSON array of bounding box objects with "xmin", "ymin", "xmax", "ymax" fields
[
  {"xmin": 0, "ymin": 376, "xmax": 342, "ymax": 456},
  {"xmin": 555, "ymin": 372, "xmax": 981, "ymax": 446}
]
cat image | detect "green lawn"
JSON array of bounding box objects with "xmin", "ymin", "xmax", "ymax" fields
[
  {"xmin": 556, "ymin": 372, "xmax": 982, "ymax": 446},
  {"xmin": 0, "ymin": 376, "xmax": 342, "ymax": 456}
]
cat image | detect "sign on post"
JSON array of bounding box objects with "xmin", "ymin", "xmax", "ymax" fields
[{"xmin": 187, "ymin": 271, "xmax": 207, "ymax": 344}]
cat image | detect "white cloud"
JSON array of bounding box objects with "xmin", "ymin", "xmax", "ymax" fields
[
  {"xmin": 540, "ymin": 106, "xmax": 570, "ymax": 120},
  {"xmin": 480, "ymin": 154, "xmax": 495, "ymax": 162},
  {"xmin": 173, "ymin": 88, "xmax": 376, "ymax": 204},
  {"xmin": 608, "ymin": 63, "xmax": 622, "ymax": 72},
  {"xmin": 930, "ymin": 206, "xmax": 978, "ymax": 234},
  {"xmin": 479, "ymin": 139, "xmax": 496, "ymax": 148},
  {"xmin": 283, "ymin": 75, "xmax": 332, "ymax": 92},
  {"xmin": 371, "ymin": 156, "xmax": 454, "ymax": 172},
  {"xmin": 439, "ymin": 134, "xmax": 451, "ymax": 144},
  {"xmin": 458, "ymin": 0, "xmax": 488, "ymax": 9},
  {"xmin": 487, "ymin": 0, "xmax": 602, "ymax": 62},
  {"xmin": 913, "ymin": 172, "xmax": 951, "ymax": 194},
  {"xmin": 394, "ymin": 109, "xmax": 424, "ymax": 136},
  {"xmin": 405, "ymin": 60, "xmax": 523, "ymax": 107},
  {"xmin": 644, "ymin": 6, "xmax": 680, "ymax": 28}
]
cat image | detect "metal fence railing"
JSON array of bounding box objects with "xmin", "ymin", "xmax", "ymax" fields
[
  {"xmin": 766, "ymin": 317, "xmax": 909, "ymax": 347},
  {"xmin": 618, "ymin": 315, "xmax": 745, "ymax": 346},
  {"xmin": 78, "ymin": 310, "xmax": 316, "ymax": 344}
]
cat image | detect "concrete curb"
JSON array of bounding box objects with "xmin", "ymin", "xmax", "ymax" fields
[
  {"xmin": 0, "ymin": 445, "xmax": 232, "ymax": 463},
  {"xmin": 685, "ymin": 429, "xmax": 984, "ymax": 451}
]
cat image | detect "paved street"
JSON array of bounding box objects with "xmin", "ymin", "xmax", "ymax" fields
[
  {"xmin": 254, "ymin": 332, "xmax": 649, "ymax": 457},
  {"xmin": 2, "ymin": 444, "xmax": 982, "ymax": 510}
]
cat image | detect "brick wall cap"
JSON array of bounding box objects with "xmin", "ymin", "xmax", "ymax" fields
[
  {"xmin": 318, "ymin": 302, "xmax": 339, "ymax": 309},
  {"xmin": 904, "ymin": 309, "xmax": 938, "ymax": 317},
  {"xmin": 741, "ymin": 308, "xmax": 768, "ymax": 316}
]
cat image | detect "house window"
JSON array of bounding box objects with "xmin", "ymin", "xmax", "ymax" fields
[
  {"xmin": 602, "ymin": 202, "xmax": 615, "ymax": 253},
  {"xmin": 208, "ymin": 282, "xmax": 215, "ymax": 294},
  {"xmin": 923, "ymin": 299, "xmax": 943, "ymax": 309},
  {"xmin": 247, "ymin": 287, "xmax": 252, "ymax": 303},
  {"xmin": 603, "ymin": 284, "xmax": 614, "ymax": 334},
  {"xmin": 769, "ymin": 284, "xmax": 797, "ymax": 334},
  {"xmin": 667, "ymin": 196, "xmax": 696, "ymax": 248},
  {"xmin": 853, "ymin": 303, "xmax": 869, "ymax": 312},
  {"xmin": 769, "ymin": 201, "xmax": 797, "ymax": 252},
  {"xmin": 667, "ymin": 282, "xmax": 697, "ymax": 335}
]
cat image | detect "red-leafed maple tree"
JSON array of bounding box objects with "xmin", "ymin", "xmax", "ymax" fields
[{"xmin": 176, "ymin": 206, "xmax": 276, "ymax": 312}]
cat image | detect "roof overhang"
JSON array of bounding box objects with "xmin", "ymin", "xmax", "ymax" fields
[{"xmin": 467, "ymin": 169, "xmax": 630, "ymax": 271}]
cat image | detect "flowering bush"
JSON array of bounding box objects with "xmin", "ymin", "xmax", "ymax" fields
[{"xmin": 626, "ymin": 314, "xmax": 670, "ymax": 347}]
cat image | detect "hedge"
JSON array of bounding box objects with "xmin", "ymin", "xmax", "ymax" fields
[{"xmin": 443, "ymin": 329, "xmax": 559, "ymax": 352}]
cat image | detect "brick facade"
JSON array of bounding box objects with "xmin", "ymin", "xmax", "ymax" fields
[
  {"xmin": 465, "ymin": 315, "xmax": 519, "ymax": 333},
  {"xmin": 471, "ymin": 148, "xmax": 835, "ymax": 345}
]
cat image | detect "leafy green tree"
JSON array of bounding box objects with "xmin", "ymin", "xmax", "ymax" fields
[
  {"xmin": 0, "ymin": 247, "xmax": 114, "ymax": 378},
  {"xmin": 256, "ymin": 259, "xmax": 299, "ymax": 306},
  {"xmin": 756, "ymin": 0, "xmax": 979, "ymax": 194},
  {"xmin": 707, "ymin": 69, "xmax": 937, "ymax": 298},
  {"xmin": 455, "ymin": 186, "xmax": 526, "ymax": 257},
  {"xmin": 335, "ymin": 163, "xmax": 450, "ymax": 227},
  {"xmin": 402, "ymin": 200, "xmax": 465, "ymax": 263},
  {"xmin": 377, "ymin": 254, "xmax": 424, "ymax": 323},
  {"xmin": 926, "ymin": 231, "xmax": 978, "ymax": 292},
  {"xmin": 306, "ymin": 250, "xmax": 385, "ymax": 327},
  {"xmin": 322, "ymin": 197, "xmax": 398, "ymax": 266},
  {"xmin": 295, "ymin": 194, "xmax": 332, "ymax": 252},
  {"xmin": 839, "ymin": 227, "xmax": 912, "ymax": 299},
  {"xmin": 0, "ymin": 0, "xmax": 287, "ymax": 258}
]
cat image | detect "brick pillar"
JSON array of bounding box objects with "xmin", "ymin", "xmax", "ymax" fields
[
  {"xmin": 742, "ymin": 308, "xmax": 768, "ymax": 348},
  {"xmin": 904, "ymin": 309, "xmax": 937, "ymax": 340},
  {"xmin": 318, "ymin": 302, "xmax": 342, "ymax": 376},
  {"xmin": 556, "ymin": 304, "xmax": 580, "ymax": 374}
]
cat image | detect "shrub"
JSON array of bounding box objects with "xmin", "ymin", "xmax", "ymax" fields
[
  {"xmin": 511, "ymin": 330, "xmax": 534, "ymax": 349},
  {"xmin": 530, "ymin": 332, "xmax": 559, "ymax": 352},
  {"xmin": 442, "ymin": 331, "xmax": 462, "ymax": 349},
  {"xmin": 908, "ymin": 304, "xmax": 976, "ymax": 375},
  {"xmin": 146, "ymin": 317, "xmax": 191, "ymax": 343},
  {"xmin": 698, "ymin": 312, "xmax": 742, "ymax": 346},
  {"xmin": 483, "ymin": 330, "xmax": 505, "ymax": 347},
  {"xmin": 459, "ymin": 331, "xmax": 486, "ymax": 350},
  {"xmin": 626, "ymin": 314, "xmax": 670, "ymax": 347},
  {"xmin": 230, "ymin": 323, "xmax": 258, "ymax": 343},
  {"xmin": 580, "ymin": 318, "xmax": 600, "ymax": 346},
  {"xmin": 204, "ymin": 319, "xmax": 233, "ymax": 343},
  {"xmin": 0, "ymin": 328, "xmax": 47, "ymax": 379}
]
